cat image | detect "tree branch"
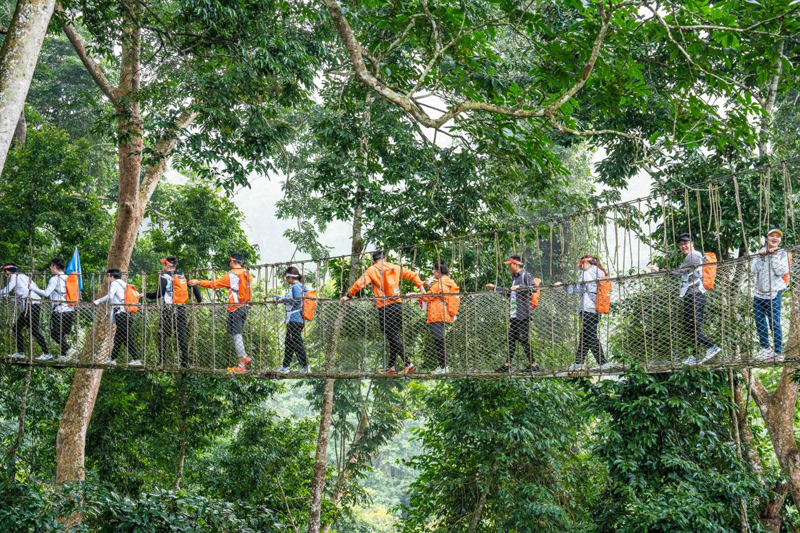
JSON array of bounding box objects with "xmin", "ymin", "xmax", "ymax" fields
[{"xmin": 58, "ymin": 5, "xmax": 121, "ymax": 109}]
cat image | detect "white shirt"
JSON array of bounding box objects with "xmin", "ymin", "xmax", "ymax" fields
[
  {"xmin": 94, "ymin": 279, "xmax": 130, "ymax": 321},
  {"xmin": 0, "ymin": 273, "xmax": 42, "ymax": 310},
  {"xmin": 33, "ymin": 274, "xmax": 75, "ymax": 313}
]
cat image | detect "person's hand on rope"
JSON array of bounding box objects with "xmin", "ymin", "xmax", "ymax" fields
[
  {"xmin": 553, "ymin": 282, "xmax": 564, "ymax": 287},
  {"xmin": 188, "ymin": 279, "xmax": 199, "ymax": 286},
  {"xmin": 485, "ymin": 283, "xmax": 495, "ymax": 290},
  {"xmin": 646, "ymin": 265, "xmax": 660, "ymax": 273},
  {"xmin": 510, "ymin": 285, "xmax": 519, "ymax": 291},
  {"xmin": 340, "ymin": 295, "xmax": 350, "ymax": 302}
]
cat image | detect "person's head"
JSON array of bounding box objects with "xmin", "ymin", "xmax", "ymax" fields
[
  {"xmin": 676, "ymin": 233, "xmax": 694, "ymax": 255},
  {"xmin": 106, "ymin": 269, "xmax": 122, "ymax": 280},
  {"xmin": 160, "ymin": 256, "xmax": 177, "ymax": 272},
  {"xmin": 503, "ymin": 255, "xmax": 523, "ymax": 275},
  {"xmin": 50, "ymin": 258, "xmax": 66, "ymax": 274},
  {"xmin": 283, "ymin": 266, "xmax": 304, "ymax": 285},
  {"xmin": 229, "ymin": 253, "xmax": 244, "ymax": 268},
  {"xmin": 766, "ymin": 228, "xmax": 783, "ymax": 249},
  {"xmin": 432, "ymin": 263, "xmax": 449, "ymax": 279},
  {"xmin": 578, "ymin": 255, "xmax": 607, "ymax": 275},
  {"xmin": 371, "ymin": 250, "xmax": 386, "ymax": 264},
  {"xmin": 2, "ymin": 264, "xmax": 18, "ymax": 278}
]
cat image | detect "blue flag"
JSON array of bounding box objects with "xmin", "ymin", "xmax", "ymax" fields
[{"xmin": 66, "ymin": 248, "xmax": 83, "ymax": 290}]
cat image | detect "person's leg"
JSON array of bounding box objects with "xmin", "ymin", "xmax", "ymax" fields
[
  {"xmin": 125, "ymin": 314, "xmax": 141, "ymax": 361},
  {"xmin": 158, "ymin": 307, "xmax": 169, "ymax": 365},
  {"xmin": 111, "ymin": 314, "xmax": 127, "ymax": 361},
  {"xmin": 62, "ymin": 311, "xmax": 75, "ymax": 355},
  {"xmin": 753, "ymin": 297, "xmax": 770, "ymax": 350},
  {"xmin": 428, "ymin": 322, "xmax": 446, "ymax": 368},
  {"xmin": 386, "ymin": 304, "xmax": 406, "ymax": 367},
  {"xmin": 14, "ymin": 309, "xmax": 27, "ymax": 353},
  {"xmin": 29, "ymin": 305, "xmax": 49, "ymax": 353},
  {"xmin": 293, "ymin": 321, "xmax": 307, "ymax": 367},
  {"xmin": 227, "ymin": 307, "xmax": 249, "ymax": 361},
  {"xmin": 575, "ymin": 312, "xmax": 589, "ymax": 365},
  {"xmin": 692, "ymin": 293, "xmax": 713, "ymax": 349},
  {"xmin": 771, "ymin": 292, "xmax": 783, "ymax": 354},
  {"xmin": 507, "ymin": 319, "xmax": 518, "ymax": 364},
  {"xmin": 519, "ymin": 318, "xmax": 533, "ymax": 365},
  {"xmin": 585, "ymin": 312, "xmax": 605, "ymax": 364},
  {"xmin": 50, "ymin": 311, "xmax": 62, "ymax": 350},
  {"xmin": 682, "ymin": 295, "xmax": 699, "ymax": 354},
  {"xmin": 282, "ymin": 322, "xmax": 295, "ymax": 367},
  {"xmin": 176, "ymin": 306, "xmax": 189, "ymax": 366},
  {"xmin": 377, "ymin": 307, "xmax": 393, "ymax": 369}
]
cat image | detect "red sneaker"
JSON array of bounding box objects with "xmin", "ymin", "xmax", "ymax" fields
[
  {"xmin": 227, "ymin": 365, "xmax": 247, "ymax": 374},
  {"xmin": 404, "ymin": 364, "xmax": 416, "ymax": 375},
  {"xmin": 241, "ymin": 356, "xmax": 252, "ymax": 366}
]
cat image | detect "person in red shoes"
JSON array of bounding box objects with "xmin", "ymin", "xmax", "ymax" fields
[
  {"xmin": 189, "ymin": 253, "xmax": 252, "ymax": 373},
  {"xmin": 342, "ymin": 250, "xmax": 426, "ymax": 375}
]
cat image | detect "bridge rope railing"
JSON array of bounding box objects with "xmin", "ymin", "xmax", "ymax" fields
[{"xmin": 1, "ymin": 247, "xmax": 797, "ymax": 378}]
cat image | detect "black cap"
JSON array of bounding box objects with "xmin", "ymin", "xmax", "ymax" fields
[
  {"xmin": 677, "ymin": 233, "xmax": 693, "ymax": 243},
  {"xmin": 229, "ymin": 253, "xmax": 244, "ymax": 265},
  {"xmin": 106, "ymin": 269, "xmax": 122, "ymax": 279},
  {"xmin": 372, "ymin": 250, "xmax": 385, "ymax": 262},
  {"xmin": 2, "ymin": 264, "xmax": 19, "ymax": 273}
]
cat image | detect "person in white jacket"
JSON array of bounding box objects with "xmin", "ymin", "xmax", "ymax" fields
[
  {"xmin": 751, "ymin": 228, "xmax": 790, "ymax": 362},
  {"xmin": 93, "ymin": 269, "xmax": 142, "ymax": 366},
  {"xmin": 32, "ymin": 258, "xmax": 77, "ymax": 362},
  {"xmin": 1, "ymin": 264, "xmax": 49, "ymax": 360}
]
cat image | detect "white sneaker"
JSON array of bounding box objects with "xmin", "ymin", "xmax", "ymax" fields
[
  {"xmin": 8, "ymin": 352, "xmax": 25, "ymax": 360},
  {"xmin": 700, "ymin": 345, "xmax": 722, "ymax": 363},
  {"xmin": 278, "ymin": 366, "xmax": 291, "ymax": 374},
  {"xmin": 431, "ymin": 366, "xmax": 448, "ymax": 375},
  {"xmin": 105, "ymin": 359, "xmax": 117, "ymax": 366},
  {"xmin": 37, "ymin": 353, "xmax": 54, "ymax": 361},
  {"xmin": 773, "ymin": 352, "xmax": 785, "ymax": 362},
  {"xmin": 681, "ymin": 355, "xmax": 698, "ymax": 365},
  {"xmin": 598, "ymin": 362, "xmax": 616, "ymax": 371},
  {"xmin": 129, "ymin": 359, "xmax": 143, "ymax": 366},
  {"xmin": 757, "ymin": 347, "xmax": 774, "ymax": 361},
  {"xmin": 66, "ymin": 348, "xmax": 77, "ymax": 359},
  {"xmin": 301, "ymin": 366, "xmax": 311, "ymax": 374},
  {"xmin": 566, "ymin": 363, "xmax": 584, "ymax": 372}
]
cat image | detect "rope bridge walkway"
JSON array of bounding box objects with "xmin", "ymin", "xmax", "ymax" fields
[{"xmin": 1, "ymin": 162, "xmax": 798, "ymax": 379}]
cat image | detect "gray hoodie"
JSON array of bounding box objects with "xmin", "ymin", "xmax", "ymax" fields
[{"xmin": 751, "ymin": 247, "xmax": 789, "ymax": 300}]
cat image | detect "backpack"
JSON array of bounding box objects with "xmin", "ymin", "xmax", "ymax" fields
[
  {"xmin": 446, "ymin": 291, "xmax": 461, "ymax": 320},
  {"xmin": 172, "ymin": 274, "xmax": 189, "ymax": 304},
  {"xmin": 529, "ymin": 277, "xmax": 542, "ymax": 310},
  {"xmin": 123, "ymin": 283, "xmax": 140, "ymax": 313},
  {"xmin": 235, "ymin": 270, "xmax": 253, "ymax": 303},
  {"xmin": 785, "ymin": 252, "xmax": 793, "ymax": 284},
  {"xmin": 596, "ymin": 277, "xmax": 612, "ymax": 314},
  {"xmin": 702, "ymin": 252, "xmax": 717, "ymax": 290},
  {"xmin": 379, "ymin": 265, "xmax": 401, "ymax": 298},
  {"xmin": 66, "ymin": 273, "xmax": 80, "ymax": 306},
  {"xmin": 301, "ymin": 288, "xmax": 318, "ymax": 321}
]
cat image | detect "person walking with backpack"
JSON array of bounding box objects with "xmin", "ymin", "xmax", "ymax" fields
[
  {"xmin": 276, "ymin": 266, "xmax": 310, "ymax": 374},
  {"xmin": 146, "ymin": 257, "xmax": 202, "ymax": 368},
  {"xmin": 342, "ymin": 250, "xmax": 426, "ymax": 375},
  {"xmin": 485, "ymin": 255, "xmax": 541, "ymax": 373},
  {"xmin": 93, "ymin": 269, "xmax": 142, "ymax": 366},
  {"xmin": 422, "ymin": 263, "xmax": 459, "ymax": 375},
  {"xmin": 1, "ymin": 264, "xmax": 50, "ymax": 360},
  {"xmin": 554, "ymin": 255, "xmax": 612, "ymax": 371},
  {"xmin": 31, "ymin": 258, "xmax": 77, "ymax": 362},
  {"xmin": 189, "ymin": 253, "xmax": 253, "ymax": 373},
  {"xmin": 751, "ymin": 228, "xmax": 790, "ymax": 362},
  {"xmin": 648, "ymin": 233, "xmax": 721, "ymax": 365}
]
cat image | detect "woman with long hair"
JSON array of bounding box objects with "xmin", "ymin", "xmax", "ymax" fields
[{"xmin": 275, "ymin": 266, "xmax": 309, "ymax": 373}]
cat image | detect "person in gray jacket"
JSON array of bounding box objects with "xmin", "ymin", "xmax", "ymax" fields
[
  {"xmin": 751, "ymin": 228, "xmax": 790, "ymax": 361},
  {"xmin": 648, "ymin": 233, "xmax": 721, "ymax": 365},
  {"xmin": 486, "ymin": 255, "xmax": 540, "ymax": 373}
]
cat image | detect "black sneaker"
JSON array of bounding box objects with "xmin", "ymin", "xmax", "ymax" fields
[
  {"xmin": 528, "ymin": 363, "xmax": 540, "ymax": 373},
  {"xmin": 494, "ymin": 363, "xmax": 511, "ymax": 373}
]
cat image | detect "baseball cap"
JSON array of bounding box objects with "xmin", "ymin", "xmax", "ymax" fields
[
  {"xmin": 160, "ymin": 256, "xmax": 177, "ymax": 266},
  {"xmin": 503, "ymin": 255, "xmax": 523, "ymax": 266},
  {"xmin": 676, "ymin": 233, "xmax": 693, "ymax": 243},
  {"xmin": 767, "ymin": 228, "xmax": 783, "ymax": 237}
]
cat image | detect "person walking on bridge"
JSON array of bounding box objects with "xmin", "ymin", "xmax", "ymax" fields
[
  {"xmin": 31, "ymin": 258, "xmax": 77, "ymax": 362},
  {"xmin": 1, "ymin": 264, "xmax": 49, "ymax": 361},
  {"xmin": 276, "ymin": 266, "xmax": 310, "ymax": 374},
  {"xmin": 189, "ymin": 253, "xmax": 253, "ymax": 373},
  {"xmin": 486, "ymin": 255, "xmax": 540, "ymax": 373},
  {"xmin": 422, "ymin": 263, "xmax": 460, "ymax": 375},
  {"xmin": 93, "ymin": 269, "xmax": 142, "ymax": 366},
  {"xmin": 342, "ymin": 250, "xmax": 426, "ymax": 375},
  {"xmin": 648, "ymin": 233, "xmax": 721, "ymax": 365},
  {"xmin": 146, "ymin": 257, "xmax": 202, "ymax": 368},
  {"xmin": 751, "ymin": 228, "xmax": 790, "ymax": 362}
]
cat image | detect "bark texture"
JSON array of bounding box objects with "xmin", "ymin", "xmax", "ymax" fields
[{"xmin": 0, "ymin": 0, "xmax": 55, "ymax": 174}]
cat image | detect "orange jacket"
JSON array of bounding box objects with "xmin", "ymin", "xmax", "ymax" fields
[
  {"xmin": 348, "ymin": 261, "xmax": 424, "ymax": 308},
  {"xmin": 198, "ymin": 268, "xmax": 252, "ymax": 312},
  {"xmin": 422, "ymin": 275, "xmax": 460, "ymax": 323}
]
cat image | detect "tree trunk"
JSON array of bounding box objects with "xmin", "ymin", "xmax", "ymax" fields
[
  {"xmin": 308, "ymin": 94, "xmax": 372, "ymax": 533},
  {"xmin": 759, "ymin": 482, "xmax": 787, "ymax": 533},
  {"xmin": 13, "ymin": 108, "xmax": 26, "ymax": 145},
  {"xmin": 7, "ymin": 366, "xmax": 33, "ymax": 483},
  {"xmin": 173, "ymin": 377, "xmax": 187, "ymax": 491},
  {"xmin": 0, "ymin": 0, "xmax": 55, "ymax": 176},
  {"xmin": 56, "ymin": 4, "xmax": 143, "ymax": 496}
]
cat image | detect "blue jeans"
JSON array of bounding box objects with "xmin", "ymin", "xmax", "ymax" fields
[{"xmin": 753, "ymin": 292, "xmax": 783, "ymax": 353}]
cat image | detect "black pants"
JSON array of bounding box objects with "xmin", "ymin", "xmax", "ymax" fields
[
  {"xmin": 681, "ymin": 293, "xmax": 713, "ymax": 353},
  {"xmin": 158, "ymin": 306, "xmax": 189, "ymax": 366},
  {"xmin": 15, "ymin": 304, "xmax": 49, "ymax": 354},
  {"xmin": 50, "ymin": 311, "xmax": 76, "ymax": 357},
  {"xmin": 576, "ymin": 312, "xmax": 605, "ymax": 364},
  {"xmin": 111, "ymin": 312, "xmax": 140, "ymax": 362},
  {"xmin": 283, "ymin": 321, "xmax": 307, "ymax": 367},
  {"xmin": 428, "ymin": 322, "xmax": 446, "ymax": 368},
  {"xmin": 508, "ymin": 318, "xmax": 534, "ymax": 365},
  {"xmin": 378, "ymin": 304, "xmax": 406, "ymax": 368}
]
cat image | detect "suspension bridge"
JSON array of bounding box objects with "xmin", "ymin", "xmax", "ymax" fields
[{"xmin": 1, "ymin": 162, "xmax": 798, "ymax": 379}]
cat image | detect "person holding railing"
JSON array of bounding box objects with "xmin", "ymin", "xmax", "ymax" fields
[
  {"xmin": 751, "ymin": 228, "xmax": 790, "ymax": 362},
  {"xmin": 554, "ymin": 255, "xmax": 612, "ymax": 372},
  {"xmin": 422, "ymin": 263, "xmax": 460, "ymax": 375},
  {"xmin": 93, "ymin": 269, "xmax": 142, "ymax": 366},
  {"xmin": 276, "ymin": 266, "xmax": 310, "ymax": 374},
  {"xmin": 342, "ymin": 250, "xmax": 426, "ymax": 375},
  {"xmin": 486, "ymin": 255, "xmax": 540, "ymax": 373},
  {"xmin": 1, "ymin": 264, "xmax": 49, "ymax": 360},
  {"xmin": 31, "ymin": 258, "xmax": 77, "ymax": 362},
  {"xmin": 648, "ymin": 233, "xmax": 721, "ymax": 365}
]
